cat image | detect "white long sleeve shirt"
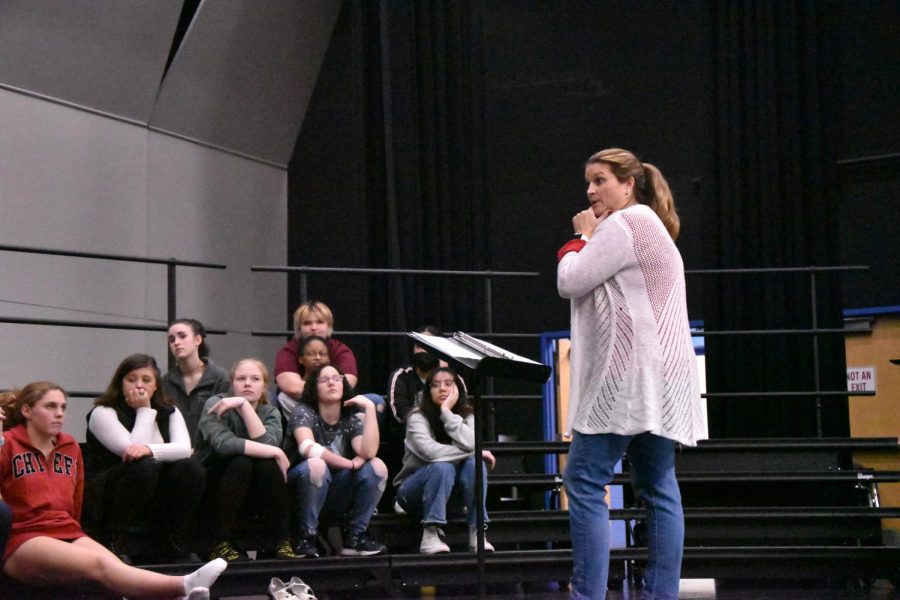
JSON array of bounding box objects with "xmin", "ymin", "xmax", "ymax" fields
[
  {"xmin": 88, "ymin": 405, "xmax": 193, "ymax": 461},
  {"xmin": 558, "ymin": 204, "xmax": 707, "ymax": 446}
]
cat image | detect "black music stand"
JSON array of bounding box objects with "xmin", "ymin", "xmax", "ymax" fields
[{"xmin": 408, "ymin": 331, "xmax": 551, "ymax": 597}]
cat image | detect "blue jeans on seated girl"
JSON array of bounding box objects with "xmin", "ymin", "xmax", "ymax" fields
[
  {"xmin": 564, "ymin": 431, "xmax": 683, "ymax": 600},
  {"xmin": 288, "ymin": 459, "xmax": 385, "ymax": 538},
  {"xmin": 396, "ymin": 455, "xmax": 489, "ymax": 528}
]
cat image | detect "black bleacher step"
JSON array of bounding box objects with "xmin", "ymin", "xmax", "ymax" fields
[
  {"xmin": 146, "ymin": 555, "xmax": 393, "ymax": 596},
  {"xmin": 488, "ymin": 469, "xmax": 900, "ymax": 487},
  {"xmin": 140, "ymin": 546, "xmax": 900, "ymax": 596},
  {"xmin": 371, "ymin": 507, "xmax": 900, "ymax": 548},
  {"xmin": 375, "ymin": 506, "xmax": 900, "ymax": 525},
  {"xmin": 483, "ymin": 437, "xmax": 900, "ymax": 455}
]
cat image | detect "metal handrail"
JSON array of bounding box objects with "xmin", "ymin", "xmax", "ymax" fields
[
  {"xmin": 251, "ymin": 329, "xmax": 541, "ymax": 339},
  {"xmin": 1, "ymin": 244, "xmax": 228, "ymax": 370},
  {"xmin": 0, "ymin": 316, "xmax": 227, "ymax": 335},
  {"xmin": 684, "ymin": 265, "xmax": 868, "ymax": 275},
  {"xmin": 0, "ymin": 243, "xmax": 226, "ymax": 269}
]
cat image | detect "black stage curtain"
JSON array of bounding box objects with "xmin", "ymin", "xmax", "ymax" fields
[
  {"xmin": 355, "ymin": 0, "xmax": 488, "ymax": 372},
  {"xmin": 702, "ymin": 1, "xmax": 849, "ymax": 438}
]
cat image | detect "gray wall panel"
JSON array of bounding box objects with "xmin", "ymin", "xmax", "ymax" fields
[
  {"xmin": 0, "ymin": 88, "xmax": 287, "ymax": 441},
  {"xmin": 0, "ymin": 0, "xmax": 182, "ymax": 122},
  {"xmin": 150, "ymin": 0, "xmax": 341, "ymax": 165}
]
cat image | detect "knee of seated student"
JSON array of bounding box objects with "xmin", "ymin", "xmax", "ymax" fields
[
  {"xmin": 368, "ymin": 457, "xmax": 388, "ymax": 480},
  {"xmin": 122, "ymin": 455, "xmax": 162, "ymax": 480},
  {"xmin": 308, "ymin": 457, "xmax": 328, "ymax": 488},
  {"xmin": 361, "ymin": 457, "xmax": 388, "ymax": 492}
]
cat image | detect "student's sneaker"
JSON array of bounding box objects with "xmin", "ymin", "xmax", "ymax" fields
[
  {"xmin": 294, "ymin": 534, "xmax": 319, "ymax": 559},
  {"xmin": 275, "ymin": 538, "xmax": 300, "ymax": 560},
  {"xmin": 468, "ymin": 527, "xmax": 495, "ymax": 552},
  {"xmin": 419, "ymin": 525, "xmax": 450, "ymax": 554},
  {"xmin": 208, "ymin": 540, "xmax": 245, "ymax": 562},
  {"xmin": 340, "ymin": 530, "xmax": 387, "ymax": 556}
]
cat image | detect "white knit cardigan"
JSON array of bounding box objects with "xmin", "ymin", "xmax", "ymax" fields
[{"xmin": 557, "ymin": 204, "xmax": 707, "ymax": 446}]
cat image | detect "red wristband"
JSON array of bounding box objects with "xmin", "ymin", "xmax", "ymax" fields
[{"xmin": 557, "ymin": 239, "xmax": 586, "ymax": 262}]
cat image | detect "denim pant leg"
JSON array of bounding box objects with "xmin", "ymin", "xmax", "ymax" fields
[
  {"xmin": 396, "ymin": 462, "xmax": 456, "ymax": 525},
  {"xmin": 626, "ymin": 433, "xmax": 683, "ymax": 600},
  {"xmin": 325, "ymin": 462, "xmax": 385, "ymax": 536},
  {"xmin": 456, "ymin": 455, "xmax": 490, "ymax": 528},
  {"xmin": 564, "ymin": 431, "xmax": 633, "ymax": 600},
  {"xmin": 288, "ymin": 460, "xmax": 332, "ymax": 537}
]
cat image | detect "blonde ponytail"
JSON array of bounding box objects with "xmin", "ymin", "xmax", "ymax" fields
[{"xmin": 642, "ymin": 163, "xmax": 680, "ymax": 241}]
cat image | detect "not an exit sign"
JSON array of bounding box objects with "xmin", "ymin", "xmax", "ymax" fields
[{"xmin": 847, "ymin": 366, "xmax": 876, "ymax": 393}]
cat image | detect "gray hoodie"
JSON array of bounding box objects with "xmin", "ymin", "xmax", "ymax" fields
[{"xmin": 393, "ymin": 410, "xmax": 474, "ymax": 486}]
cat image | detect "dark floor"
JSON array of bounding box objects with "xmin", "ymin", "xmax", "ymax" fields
[{"xmin": 227, "ymin": 578, "xmax": 900, "ymax": 599}]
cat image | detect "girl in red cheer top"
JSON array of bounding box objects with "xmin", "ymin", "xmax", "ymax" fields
[{"xmin": 0, "ymin": 382, "xmax": 226, "ymax": 600}]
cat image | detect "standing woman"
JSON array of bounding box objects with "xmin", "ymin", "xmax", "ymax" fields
[
  {"xmin": 288, "ymin": 364, "xmax": 387, "ymax": 558},
  {"xmin": 557, "ymin": 148, "xmax": 706, "ymax": 600},
  {"xmin": 162, "ymin": 319, "xmax": 230, "ymax": 442},
  {"xmin": 0, "ymin": 382, "xmax": 226, "ymax": 599},
  {"xmin": 85, "ymin": 353, "xmax": 206, "ymax": 562},
  {"xmin": 196, "ymin": 358, "xmax": 296, "ymax": 562},
  {"xmin": 394, "ymin": 367, "xmax": 496, "ymax": 554}
]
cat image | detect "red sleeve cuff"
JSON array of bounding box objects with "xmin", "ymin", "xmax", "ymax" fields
[{"xmin": 557, "ymin": 239, "xmax": 586, "ymax": 262}]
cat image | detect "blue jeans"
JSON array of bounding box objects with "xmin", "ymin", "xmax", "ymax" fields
[
  {"xmin": 396, "ymin": 456, "xmax": 489, "ymax": 528},
  {"xmin": 564, "ymin": 431, "xmax": 683, "ymax": 600},
  {"xmin": 288, "ymin": 459, "xmax": 385, "ymax": 538}
]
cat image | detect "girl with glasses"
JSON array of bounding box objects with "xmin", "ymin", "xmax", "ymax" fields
[{"xmin": 287, "ymin": 364, "xmax": 387, "ymax": 558}]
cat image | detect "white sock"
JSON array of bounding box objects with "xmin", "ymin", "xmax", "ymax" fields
[
  {"xmin": 182, "ymin": 588, "xmax": 209, "ymax": 600},
  {"xmin": 182, "ymin": 558, "xmax": 227, "ymax": 595}
]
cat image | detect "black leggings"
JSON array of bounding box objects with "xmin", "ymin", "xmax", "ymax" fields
[
  {"xmin": 0, "ymin": 500, "xmax": 11, "ymax": 557},
  {"xmin": 204, "ymin": 454, "xmax": 290, "ymax": 542},
  {"xmin": 89, "ymin": 456, "xmax": 206, "ymax": 540}
]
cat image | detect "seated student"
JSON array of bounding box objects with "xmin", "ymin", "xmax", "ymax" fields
[
  {"xmin": 0, "ymin": 382, "xmax": 226, "ymax": 599},
  {"xmin": 196, "ymin": 358, "xmax": 297, "ymax": 562},
  {"xmin": 276, "ymin": 335, "xmax": 331, "ymax": 423},
  {"xmin": 394, "ymin": 367, "xmax": 496, "ymax": 554},
  {"xmin": 161, "ymin": 319, "xmax": 230, "ymax": 443},
  {"xmin": 383, "ymin": 325, "xmax": 446, "ymax": 511},
  {"xmin": 287, "ymin": 364, "xmax": 387, "ymax": 558},
  {"xmin": 84, "ymin": 354, "xmax": 206, "ymax": 563},
  {"xmin": 274, "ymin": 301, "xmax": 360, "ymax": 401},
  {"xmin": 387, "ymin": 325, "xmax": 444, "ymax": 425}
]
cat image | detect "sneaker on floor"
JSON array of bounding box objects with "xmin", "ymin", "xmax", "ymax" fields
[
  {"xmin": 286, "ymin": 576, "xmax": 318, "ymax": 600},
  {"xmin": 274, "ymin": 538, "xmax": 300, "ymax": 560},
  {"xmin": 208, "ymin": 540, "xmax": 245, "ymax": 562},
  {"xmin": 468, "ymin": 527, "xmax": 495, "ymax": 552},
  {"xmin": 419, "ymin": 525, "xmax": 450, "ymax": 554},
  {"xmin": 393, "ymin": 499, "xmax": 407, "ymax": 514},
  {"xmin": 340, "ymin": 530, "xmax": 387, "ymax": 556},
  {"xmin": 294, "ymin": 534, "xmax": 319, "ymax": 559}
]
